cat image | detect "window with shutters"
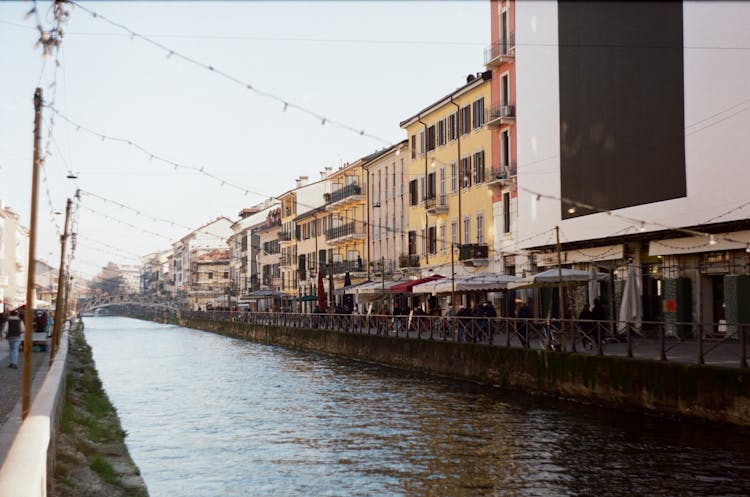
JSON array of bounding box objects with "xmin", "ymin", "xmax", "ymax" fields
[
  {"xmin": 409, "ymin": 180, "xmax": 418, "ymax": 206},
  {"xmin": 448, "ymin": 113, "xmax": 457, "ymax": 141},
  {"xmin": 408, "ymin": 231, "xmax": 417, "ymax": 255},
  {"xmin": 427, "ymin": 172, "xmax": 436, "ymax": 200},
  {"xmin": 460, "ymin": 156, "xmax": 472, "ymax": 188},
  {"xmin": 473, "ymin": 150, "xmax": 485, "ymax": 184},
  {"xmin": 439, "ymin": 167, "xmax": 446, "ymax": 199},
  {"xmin": 503, "ymin": 192, "xmax": 511, "ymax": 233},
  {"xmin": 426, "ymin": 125, "xmax": 436, "ymax": 152},
  {"xmin": 472, "ymin": 97, "xmax": 485, "ymax": 129},
  {"xmin": 460, "ymin": 106, "xmax": 471, "ymax": 135}
]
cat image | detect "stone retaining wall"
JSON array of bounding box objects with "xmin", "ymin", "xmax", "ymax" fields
[{"xmin": 185, "ymin": 317, "xmax": 750, "ymax": 428}]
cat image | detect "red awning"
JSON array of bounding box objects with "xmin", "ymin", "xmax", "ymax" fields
[{"xmin": 390, "ymin": 275, "xmax": 445, "ymax": 294}]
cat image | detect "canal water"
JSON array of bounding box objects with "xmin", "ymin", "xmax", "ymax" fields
[{"xmin": 84, "ymin": 317, "xmax": 750, "ymax": 497}]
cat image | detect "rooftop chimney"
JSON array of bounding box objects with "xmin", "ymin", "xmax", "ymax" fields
[{"xmin": 319, "ymin": 166, "xmax": 333, "ymax": 180}]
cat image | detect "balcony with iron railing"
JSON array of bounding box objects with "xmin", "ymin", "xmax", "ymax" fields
[
  {"xmin": 280, "ymin": 255, "xmax": 295, "ymax": 268},
  {"xmin": 278, "ymin": 231, "xmax": 293, "ymax": 242},
  {"xmin": 486, "ymin": 104, "xmax": 515, "ymax": 128},
  {"xmin": 327, "ymin": 259, "xmax": 366, "ymax": 276},
  {"xmin": 484, "ymin": 33, "xmax": 515, "ymax": 67},
  {"xmin": 458, "ymin": 243, "xmax": 489, "ymax": 267},
  {"xmin": 424, "ymin": 194, "xmax": 449, "ymax": 215},
  {"xmin": 398, "ymin": 254, "xmax": 420, "ymax": 269},
  {"xmin": 327, "ymin": 183, "xmax": 364, "ymax": 206},
  {"xmin": 370, "ymin": 259, "xmax": 395, "ymax": 275},
  {"xmin": 487, "ymin": 161, "xmax": 518, "ymax": 190},
  {"xmin": 325, "ymin": 221, "xmax": 364, "ymax": 243}
]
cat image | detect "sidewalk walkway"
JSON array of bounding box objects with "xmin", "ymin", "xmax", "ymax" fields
[{"xmin": 0, "ymin": 339, "xmax": 51, "ymax": 466}]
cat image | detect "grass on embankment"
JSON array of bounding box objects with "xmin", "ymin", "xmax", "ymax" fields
[{"xmin": 53, "ymin": 322, "xmax": 149, "ymax": 497}]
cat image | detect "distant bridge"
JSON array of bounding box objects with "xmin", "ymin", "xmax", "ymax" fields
[{"xmin": 80, "ymin": 294, "xmax": 180, "ymax": 315}]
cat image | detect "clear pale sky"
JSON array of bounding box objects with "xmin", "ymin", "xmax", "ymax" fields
[{"xmin": 0, "ymin": 1, "xmax": 489, "ymax": 279}]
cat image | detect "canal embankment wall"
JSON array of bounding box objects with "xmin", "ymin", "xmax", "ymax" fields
[
  {"xmin": 53, "ymin": 322, "xmax": 149, "ymax": 497},
  {"xmin": 183, "ymin": 317, "xmax": 750, "ymax": 429}
]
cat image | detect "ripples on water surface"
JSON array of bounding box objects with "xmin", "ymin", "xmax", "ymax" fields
[{"xmin": 84, "ymin": 317, "xmax": 750, "ymax": 497}]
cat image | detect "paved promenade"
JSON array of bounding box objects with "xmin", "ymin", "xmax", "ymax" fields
[{"xmin": 0, "ymin": 340, "xmax": 50, "ymax": 466}]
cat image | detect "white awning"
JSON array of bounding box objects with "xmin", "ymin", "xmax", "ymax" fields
[
  {"xmin": 508, "ymin": 268, "xmax": 609, "ymax": 290},
  {"xmin": 649, "ymin": 230, "xmax": 750, "ymax": 256},
  {"xmin": 355, "ymin": 280, "xmax": 402, "ymax": 295},
  {"xmin": 412, "ymin": 273, "xmax": 518, "ymax": 294},
  {"xmin": 536, "ymin": 244, "xmax": 624, "ymax": 266}
]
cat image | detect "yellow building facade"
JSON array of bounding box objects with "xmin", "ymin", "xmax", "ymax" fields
[{"xmin": 400, "ymin": 72, "xmax": 494, "ymax": 279}]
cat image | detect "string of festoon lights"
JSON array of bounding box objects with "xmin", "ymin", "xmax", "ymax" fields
[
  {"xmin": 50, "ymin": 105, "xmax": 750, "ymax": 261},
  {"xmin": 79, "ymin": 179, "xmax": 562, "ymax": 270},
  {"xmin": 78, "ymin": 241, "xmax": 140, "ymax": 262},
  {"xmin": 66, "ymin": 0, "xmax": 393, "ymax": 146},
  {"xmin": 50, "ymin": 107, "xmax": 547, "ymax": 263},
  {"xmin": 78, "ymin": 234, "xmax": 143, "ymax": 259},
  {"xmin": 50, "ymin": 107, "xmax": 278, "ymax": 200},
  {"xmin": 523, "ymin": 186, "xmax": 750, "ymax": 254},
  {"xmin": 78, "ymin": 189, "xmax": 229, "ymax": 243},
  {"xmin": 80, "ymin": 205, "xmax": 173, "ymax": 242}
]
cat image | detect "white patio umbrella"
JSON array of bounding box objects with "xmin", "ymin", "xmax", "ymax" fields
[
  {"xmin": 507, "ymin": 267, "xmax": 609, "ymax": 290},
  {"xmin": 412, "ymin": 273, "xmax": 518, "ymax": 294},
  {"xmin": 618, "ymin": 264, "xmax": 643, "ymax": 332}
]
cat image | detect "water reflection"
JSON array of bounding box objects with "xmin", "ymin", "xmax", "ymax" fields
[{"xmin": 85, "ymin": 317, "xmax": 750, "ymax": 497}]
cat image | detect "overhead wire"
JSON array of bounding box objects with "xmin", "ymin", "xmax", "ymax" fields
[
  {"xmin": 521, "ymin": 186, "xmax": 750, "ymax": 249},
  {"xmin": 67, "ymin": 0, "xmax": 393, "ymax": 146},
  {"xmin": 32, "ymin": 3, "xmax": 750, "ymax": 278}
]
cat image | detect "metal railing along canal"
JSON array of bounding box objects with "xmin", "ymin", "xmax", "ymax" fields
[{"xmin": 178, "ymin": 311, "xmax": 749, "ymax": 369}]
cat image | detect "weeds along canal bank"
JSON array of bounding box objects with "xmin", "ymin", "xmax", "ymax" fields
[
  {"xmin": 177, "ymin": 315, "xmax": 750, "ymax": 430},
  {"xmin": 53, "ymin": 322, "xmax": 149, "ymax": 497}
]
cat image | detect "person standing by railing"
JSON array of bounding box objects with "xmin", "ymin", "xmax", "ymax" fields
[
  {"xmin": 578, "ymin": 304, "xmax": 594, "ymax": 349},
  {"xmin": 483, "ymin": 301, "xmax": 497, "ymax": 343},
  {"xmin": 592, "ymin": 298, "xmax": 606, "ymax": 346},
  {"xmin": 516, "ymin": 299, "xmax": 532, "ymax": 348}
]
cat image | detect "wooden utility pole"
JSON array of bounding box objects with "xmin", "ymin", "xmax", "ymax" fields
[
  {"xmin": 51, "ymin": 198, "xmax": 72, "ymax": 361},
  {"xmin": 22, "ymin": 88, "xmax": 42, "ymax": 419}
]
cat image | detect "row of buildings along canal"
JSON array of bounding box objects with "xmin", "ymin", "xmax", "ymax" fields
[{"xmin": 132, "ymin": 1, "xmax": 750, "ymax": 342}]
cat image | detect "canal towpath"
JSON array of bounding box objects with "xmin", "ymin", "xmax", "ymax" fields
[{"xmin": 0, "ymin": 338, "xmax": 51, "ymax": 467}]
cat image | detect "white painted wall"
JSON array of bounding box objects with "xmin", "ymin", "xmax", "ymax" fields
[{"xmin": 515, "ymin": 1, "xmax": 750, "ymax": 248}]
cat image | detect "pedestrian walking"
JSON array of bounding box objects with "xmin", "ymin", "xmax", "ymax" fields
[
  {"xmin": 2, "ymin": 309, "xmax": 24, "ymax": 369},
  {"xmin": 483, "ymin": 301, "xmax": 497, "ymax": 343},
  {"xmin": 578, "ymin": 304, "xmax": 594, "ymax": 349},
  {"xmin": 516, "ymin": 299, "xmax": 532, "ymax": 347},
  {"xmin": 592, "ymin": 298, "xmax": 606, "ymax": 345}
]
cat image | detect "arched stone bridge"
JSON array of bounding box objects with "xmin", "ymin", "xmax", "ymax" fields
[{"xmin": 80, "ymin": 294, "xmax": 180, "ymax": 315}]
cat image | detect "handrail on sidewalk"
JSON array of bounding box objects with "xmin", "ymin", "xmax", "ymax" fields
[
  {"xmin": 171, "ymin": 310, "xmax": 749, "ymax": 369},
  {"xmin": 0, "ymin": 329, "xmax": 69, "ymax": 497}
]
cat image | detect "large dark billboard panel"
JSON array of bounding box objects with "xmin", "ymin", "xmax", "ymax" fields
[{"xmin": 558, "ymin": 1, "xmax": 686, "ymax": 219}]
